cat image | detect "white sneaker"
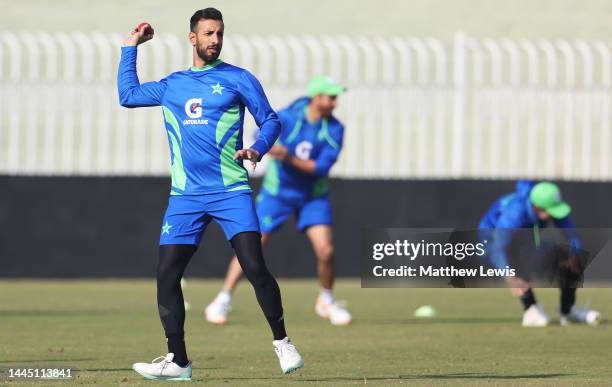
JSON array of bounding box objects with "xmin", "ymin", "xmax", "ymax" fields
[
  {"xmin": 205, "ymin": 299, "xmax": 231, "ymax": 325},
  {"xmin": 132, "ymin": 353, "xmax": 192, "ymax": 381},
  {"xmin": 272, "ymin": 337, "xmax": 304, "ymax": 374},
  {"xmin": 560, "ymin": 306, "xmax": 601, "ymax": 326},
  {"xmin": 315, "ymin": 297, "xmax": 352, "ymax": 326},
  {"xmin": 522, "ymin": 304, "xmax": 549, "ymax": 327}
]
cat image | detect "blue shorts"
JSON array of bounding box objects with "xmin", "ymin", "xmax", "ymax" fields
[
  {"xmin": 159, "ymin": 191, "xmax": 260, "ymax": 245},
  {"xmin": 256, "ymin": 192, "xmax": 333, "ymax": 234}
]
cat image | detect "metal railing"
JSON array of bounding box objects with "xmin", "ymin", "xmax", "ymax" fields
[{"xmin": 0, "ymin": 32, "xmax": 610, "ymax": 180}]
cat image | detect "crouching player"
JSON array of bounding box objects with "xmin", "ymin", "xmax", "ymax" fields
[
  {"xmin": 205, "ymin": 76, "xmax": 352, "ymax": 326},
  {"xmin": 479, "ymin": 180, "xmax": 600, "ymax": 327}
]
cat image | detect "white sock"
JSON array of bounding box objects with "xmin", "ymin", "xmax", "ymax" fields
[
  {"xmin": 319, "ymin": 288, "xmax": 335, "ymax": 305},
  {"xmin": 216, "ymin": 290, "xmax": 231, "ymax": 304}
]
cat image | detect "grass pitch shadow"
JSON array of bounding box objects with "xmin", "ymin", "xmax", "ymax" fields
[
  {"xmin": 181, "ymin": 372, "xmax": 572, "ymax": 384},
  {"xmin": 369, "ymin": 316, "xmax": 519, "ymax": 325},
  {"xmin": 0, "ymin": 358, "xmax": 97, "ymax": 364},
  {"xmin": 0, "ymin": 309, "xmax": 119, "ymax": 317},
  {"xmin": 400, "ymin": 372, "xmax": 574, "ymax": 380}
]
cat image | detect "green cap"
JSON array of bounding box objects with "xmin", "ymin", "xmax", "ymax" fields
[
  {"xmin": 529, "ymin": 182, "xmax": 571, "ymax": 219},
  {"xmin": 307, "ymin": 75, "xmax": 346, "ymax": 97}
]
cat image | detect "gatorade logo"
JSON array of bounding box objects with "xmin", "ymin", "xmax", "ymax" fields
[
  {"xmin": 183, "ymin": 98, "xmax": 208, "ymax": 125},
  {"xmin": 185, "ymin": 98, "xmax": 203, "ymax": 118},
  {"xmin": 295, "ymin": 141, "xmax": 313, "ymax": 160}
]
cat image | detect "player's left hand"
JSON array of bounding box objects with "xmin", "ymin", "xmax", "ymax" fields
[{"xmin": 233, "ymin": 148, "xmax": 260, "ymax": 171}]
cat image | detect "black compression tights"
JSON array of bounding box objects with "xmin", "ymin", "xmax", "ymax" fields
[
  {"xmin": 157, "ymin": 244, "xmax": 196, "ymax": 367},
  {"xmin": 156, "ymin": 233, "xmax": 287, "ymax": 365},
  {"xmin": 231, "ymin": 232, "xmax": 287, "ymax": 340}
]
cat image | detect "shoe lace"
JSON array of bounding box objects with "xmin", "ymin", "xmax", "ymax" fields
[
  {"xmin": 212, "ymin": 300, "xmax": 232, "ymax": 312},
  {"xmin": 329, "ymin": 300, "xmax": 349, "ymax": 313},
  {"xmin": 572, "ymin": 306, "xmax": 589, "ymax": 320},
  {"xmin": 150, "ymin": 354, "xmax": 173, "ymax": 373},
  {"xmin": 335, "ymin": 300, "xmax": 348, "ymax": 308},
  {"xmin": 276, "ymin": 341, "xmax": 297, "ymax": 358},
  {"xmin": 285, "ymin": 343, "xmax": 299, "ymax": 357}
]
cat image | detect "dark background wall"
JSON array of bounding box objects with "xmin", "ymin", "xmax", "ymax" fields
[{"xmin": 1, "ymin": 176, "xmax": 610, "ymax": 278}]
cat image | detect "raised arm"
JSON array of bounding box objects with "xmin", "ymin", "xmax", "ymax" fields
[{"xmin": 117, "ymin": 23, "xmax": 167, "ymax": 108}]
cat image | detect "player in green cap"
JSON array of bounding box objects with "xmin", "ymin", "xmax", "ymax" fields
[
  {"xmin": 479, "ymin": 180, "xmax": 600, "ymax": 327},
  {"xmin": 205, "ymin": 75, "xmax": 352, "ymax": 326}
]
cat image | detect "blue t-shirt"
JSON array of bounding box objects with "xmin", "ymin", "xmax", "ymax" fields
[
  {"xmin": 117, "ymin": 46, "xmax": 280, "ymax": 195},
  {"xmin": 261, "ymin": 97, "xmax": 344, "ymax": 201}
]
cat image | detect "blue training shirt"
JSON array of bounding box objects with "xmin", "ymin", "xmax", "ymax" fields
[
  {"xmin": 117, "ymin": 46, "xmax": 281, "ymax": 195},
  {"xmin": 479, "ymin": 180, "xmax": 582, "ymax": 268},
  {"xmin": 261, "ymin": 97, "xmax": 344, "ymax": 201}
]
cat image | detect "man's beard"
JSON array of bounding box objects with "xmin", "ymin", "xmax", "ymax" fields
[
  {"xmin": 196, "ymin": 45, "xmax": 221, "ymax": 64},
  {"xmin": 318, "ymin": 106, "xmax": 334, "ymax": 118}
]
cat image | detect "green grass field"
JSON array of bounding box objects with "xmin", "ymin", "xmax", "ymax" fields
[{"xmin": 1, "ymin": 280, "xmax": 611, "ymax": 386}]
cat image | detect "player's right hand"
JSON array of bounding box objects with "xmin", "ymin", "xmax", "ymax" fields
[{"xmin": 123, "ymin": 22, "xmax": 154, "ymax": 46}]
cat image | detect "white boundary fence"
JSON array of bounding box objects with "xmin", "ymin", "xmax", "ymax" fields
[{"xmin": 0, "ymin": 32, "xmax": 610, "ymax": 180}]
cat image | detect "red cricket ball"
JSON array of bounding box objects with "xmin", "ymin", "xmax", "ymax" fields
[{"xmin": 135, "ymin": 22, "xmax": 153, "ymax": 34}]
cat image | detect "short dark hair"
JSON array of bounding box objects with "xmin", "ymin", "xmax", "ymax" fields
[{"xmin": 190, "ymin": 8, "xmax": 223, "ymax": 32}]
